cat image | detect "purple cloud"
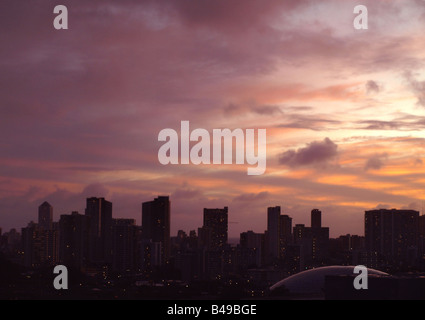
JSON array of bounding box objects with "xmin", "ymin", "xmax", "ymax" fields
[
  {"xmin": 279, "ymin": 138, "xmax": 338, "ymax": 167},
  {"xmin": 364, "ymin": 154, "xmax": 388, "ymax": 171}
]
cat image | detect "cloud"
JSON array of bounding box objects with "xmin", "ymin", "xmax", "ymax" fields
[
  {"xmin": 404, "ymin": 71, "xmax": 425, "ymax": 107},
  {"xmin": 365, "ymin": 80, "xmax": 380, "ymax": 94},
  {"xmin": 233, "ymin": 191, "xmax": 269, "ymax": 202},
  {"xmin": 374, "ymin": 203, "xmax": 391, "ymax": 209},
  {"xmin": 356, "ymin": 115, "xmax": 425, "ymax": 131},
  {"xmin": 251, "ymin": 105, "xmax": 283, "ymax": 115},
  {"xmin": 276, "ymin": 114, "xmax": 342, "ymax": 131},
  {"xmin": 172, "ymin": 186, "xmax": 202, "ymax": 199},
  {"xmin": 279, "ymin": 138, "xmax": 338, "ymax": 167},
  {"xmin": 222, "ymin": 104, "xmax": 282, "ymax": 116},
  {"xmin": 364, "ymin": 154, "xmax": 388, "ymax": 171}
]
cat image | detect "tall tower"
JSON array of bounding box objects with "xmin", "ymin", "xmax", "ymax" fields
[
  {"xmin": 142, "ymin": 196, "xmax": 171, "ymax": 265},
  {"xmin": 311, "ymin": 209, "xmax": 322, "ymax": 228},
  {"xmin": 85, "ymin": 197, "xmax": 113, "ymax": 265},
  {"xmin": 59, "ymin": 211, "xmax": 89, "ymax": 269},
  {"xmin": 279, "ymin": 214, "xmax": 292, "ymax": 259},
  {"xmin": 267, "ymin": 206, "xmax": 281, "ymax": 260},
  {"xmin": 38, "ymin": 201, "xmax": 53, "ymax": 230},
  {"xmin": 365, "ymin": 209, "xmax": 419, "ymax": 265},
  {"xmin": 203, "ymin": 207, "xmax": 228, "ymax": 251}
]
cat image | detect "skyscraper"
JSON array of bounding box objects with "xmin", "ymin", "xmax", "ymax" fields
[
  {"xmin": 419, "ymin": 215, "xmax": 425, "ymax": 237},
  {"xmin": 311, "ymin": 209, "xmax": 322, "ymax": 228},
  {"xmin": 59, "ymin": 211, "xmax": 89, "ymax": 269},
  {"xmin": 38, "ymin": 201, "xmax": 53, "ymax": 230},
  {"xmin": 365, "ymin": 209, "xmax": 419, "ymax": 266},
  {"xmin": 240, "ymin": 230, "xmax": 264, "ymax": 267},
  {"xmin": 111, "ymin": 218, "xmax": 137, "ymax": 272},
  {"xmin": 85, "ymin": 197, "xmax": 113, "ymax": 265},
  {"xmin": 203, "ymin": 207, "xmax": 228, "ymax": 251},
  {"xmin": 266, "ymin": 206, "xmax": 281, "ymax": 260},
  {"xmin": 292, "ymin": 209, "xmax": 330, "ymax": 268},
  {"xmin": 142, "ymin": 196, "xmax": 171, "ymax": 265},
  {"xmin": 279, "ymin": 214, "xmax": 292, "ymax": 259}
]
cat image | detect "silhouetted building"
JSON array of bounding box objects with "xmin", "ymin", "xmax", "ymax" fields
[
  {"xmin": 22, "ymin": 201, "xmax": 59, "ymax": 269},
  {"xmin": 240, "ymin": 230, "xmax": 264, "ymax": 268},
  {"xmin": 140, "ymin": 239, "xmax": 162, "ymax": 279},
  {"xmin": 38, "ymin": 201, "xmax": 53, "ymax": 230},
  {"xmin": 198, "ymin": 207, "xmax": 229, "ymax": 279},
  {"xmin": 142, "ymin": 196, "xmax": 170, "ymax": 265},
  {"xmin": 365, "ymin": 209, "xmax": 419, "ymax": 267},
  {"xmin": 112, "ymin": 218, "xmax": 137, "ymax": 272},
  {"xmin": 203, "ymin": 207, "xmax": 228, "ymax": 251},
  {"xmin": 21, "ymin": 221, "xmax": 58, "ymax": 267},
  {"xmin": 59, "ymin": 211, "xmax": 89, "ymax": 269},
  {"xmin": 279, "ymin": 215, "xmax": 292, "ymax": 260},
  {"xmin": 311, "ymin": 209, "xmax": 322, "ymax": 228},
  {"xmin": 266, "ymin": 206, "xmax": 280, "ymax": 261},
  {"xmin": 265, "ymin": 207, "xmax": 293, "ymax": 264},
  {"xmin": 420, "ymin": 215, "xmax": 425, "ymax": 261},
  {"xmin": 85, "ymin": 197, "xmax": 113, "ymax": 265},
  {"xmin": 292, "ymin": 210, "xmax": 329, "ymax": 268},
  {"xmin": 21, "ymin": 222, "xmax": 41, "ymax": 268},
  {"xmin": 420, "ymin": 215, "xmax": 425, "ymax": 237},
  {"xmin": 0, "ymin": 228, "xmax": 21, "ymax": 258},
  {"xmin": 329, "ymin": 234, "xmax": 365, "ymax": 266}
]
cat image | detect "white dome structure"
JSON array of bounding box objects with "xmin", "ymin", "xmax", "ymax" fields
[{"xmin": 270, "ymin": 266, "xmax": 388, "ymax": 297}]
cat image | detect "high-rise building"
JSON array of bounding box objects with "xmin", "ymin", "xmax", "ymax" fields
[
  {"xmin": 200, "ymin": 207, "xmax": 229, "ymax": 280},
  {"xmin": 21, "ymin": 222, "xmax": 42, "ymax": 268},
  {"xmin": 203, "ymin": 207, "xmax": 228, "ymax": 251},
  {"xmin": 85, "ymin": 197, "xmax": 113, "ymax": 265},
  {"xmin": 59, "ymin": 211, "xmax": 89, "ymax": 270},
  {"xmin": 38, "ymin": 201, "xmax": 53, "ymax": 230},
  {"xmin": 279, "ymin": 215, "xmax": 292, "ymax": 259},
  {"xmin": 142, "ymin": 196, "xmax": 170, "ymax": 265},
  {"xmin": 365, "ymin": 209, "xmax": 419, "ymax": 266},
  {"xmin": 291, "ymin": 210, "xmax": 330, "ymax": 268},
  {"xmin": 240, "ymin": 230, "xmax": 264, "ymax": 267},
  {"xmin": 266, "ymin": 206, "xmax": 281, "ymax": 260},
  {"xmin": 311, "ymin": 209, "xmax": 322, "ymax": 228},
  {"xmin": 140, "ymin": 239, "xmax": 162, "ymax": 278},
  {"xmin": 419, "ymin": 215, "xmax": 425, "ymax": 260},
  {"xmin": 419, "ymin": 215, "xmax": 425, "ymax": 237},
  {"xmin": 22, "ymin": 203, "xmax": 58, "ymax": 268},
  {"xmin": 265, "ymin": 207, "xmax": 293, "ymax": 262},
  {"xmin": 111, "ymin": 218, "xmax": 137, "ymax": 272}
]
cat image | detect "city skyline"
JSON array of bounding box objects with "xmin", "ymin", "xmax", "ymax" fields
[
  {"xmin": 2, "ymin": 1, "xmax": 425, "ymax": 243},
  {"xmin": 3, "ymin": 195, "xmax": 423, "ymax": 241},
  {"xmin": 2, "ymin": 194, "xmax": 424, "ymax": 300}
]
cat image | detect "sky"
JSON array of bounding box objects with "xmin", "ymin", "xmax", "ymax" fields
[{"xmin": 1, "ymin": 0, "xmax": 425, "ymax": 238}]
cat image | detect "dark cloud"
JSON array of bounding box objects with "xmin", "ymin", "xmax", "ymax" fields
[
  {"xmin": 404, "ymin": 71, "xmax": 425, "ymax": 107},
  {"xmin": 223, "ymin": 104, "xmax": 282, "ymax": 116},
  {"xmin": 233, "ymin": 191, "xmax": 269, "ymax": 202},
  {"xmin": 366, "ymin": 80, "xmax": 380, "ymax": 94},
  {"xmin": 279, "ymin": 138, "xmax": 338, "ymax": 167},
  {"xmin": 374, "ymin": 204, "xmax": 391, "ymax": 209},
  {"xmin": 358, "ymin": 120, "xmax": 405, "ymax": 130},
  {"xmin": 401, "ymin": 202, "xmax": 421, "ymax": 211},
  {"xmin": 172, "ymin": 187, "xmax": 202, "ymax": 199},
  {"xmin": 357, "ymin": 115, "xmax": 425, "ymax": 131},
  {"xmin": 251, "ymin": 105, "xmax": 283, "ymax": 115},
  {"xmin": 171, "ymin": 0, "xmax": 310, "ymax": 32},
  {"xmin": 364, "ymin": 154, "xmax": 388, "ymax": 171},
  {"xmin": 276, "ymin": 115, "xmax": 342, "ymax": 131}
]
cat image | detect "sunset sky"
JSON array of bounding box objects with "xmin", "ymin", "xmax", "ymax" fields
[{"xmin": 1, "ymin": 0, "xmax": 425, "ymax": 238}]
